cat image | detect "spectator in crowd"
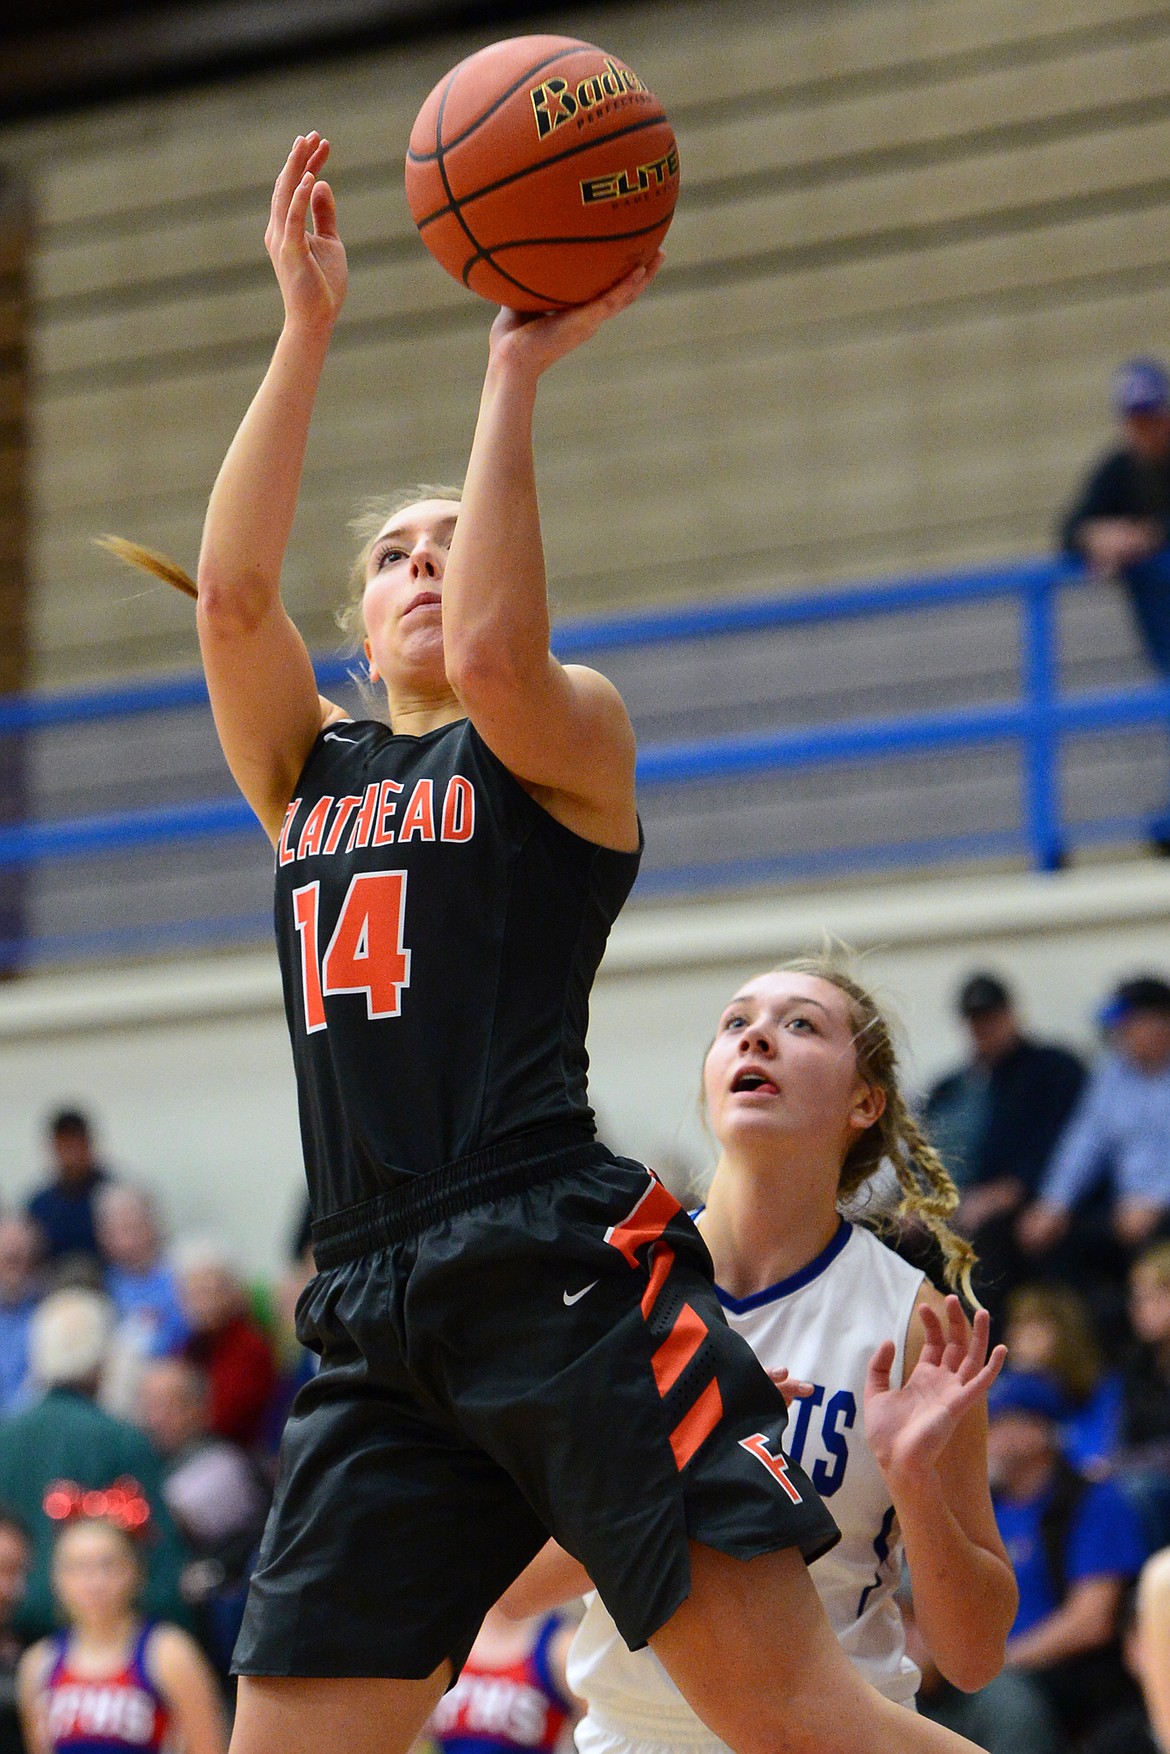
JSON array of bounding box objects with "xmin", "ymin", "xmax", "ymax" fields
[
  {"xmin": 175, "ymin": 1246, "xmax": 275, "ymax": 1453},
  {"xmin": 96, "ymin": 1188, "xmax": 187, "ymax": 1361},
  {"xmin": 1004, "ymin": 1284, "xmax": 1122, "ymax": 1476},
  {"xmin": 1122, "ymin": 1239, "xmax": 1170, "ymax": 1454},
  {"xmin": 1107, "ymin": 1238, "xmax": 1170, "ymax": 1550},
  {"xmin": 1019, "ymin": 976, "xmax": 1170, "ymax": 1287},
  {"xmin": 427, "ymin": 1603, "xmax": 579, "ymax": 1754},
  {"xmin": 136, "ymin": 1357, "xmax": 269, "ymax": 1682},
  {"xmin": 136, "ymin": 1358, "xmax": 268, "ymax": 1583},
  {"xmin": 1059, "ymin": 356, "xmax": 1170, "ymax": 848},
  {"xmin": 988, "ymin": 1370, "xmax": 1148, "ymax": 1745},
  {"xmin": 0, "ymin": 1219, "xmax": 42, "ymax": 1416},
  {"xmin": 25, "ymin": 1111, "xmax": 112, "ymax": 1269},
  {"xmin": 95, "ymin": 1186, "xmax": 189, "ymax": 1419},
  {"xmin": 17, "ymin": 1512, "xmax": 226, "ymax": 1754},
  {"xmin": 0, "ymin": 1288, "xmax": 187, "ymax": 1641},
  {"xmin": 923, "ymin": 972, "xmax": 1084, "ymax": 1327},
  {"xmin": 0, "ymin": 1512, "xmax": 30, "ymax": 1754}
]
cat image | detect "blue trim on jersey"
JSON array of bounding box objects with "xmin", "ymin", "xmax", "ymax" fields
[
  {"xmin": 712, "ymin": 1218, "xmax": 851, "ymax": 1312},
  {"xmin": 529, "ymin": 1615, "xmax": 572, "ymax": 1716}
]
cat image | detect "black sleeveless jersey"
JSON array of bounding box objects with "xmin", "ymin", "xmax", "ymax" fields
[{"xmin": 271, "ymin": 716, "xmax": 641, "ymax": 1219}]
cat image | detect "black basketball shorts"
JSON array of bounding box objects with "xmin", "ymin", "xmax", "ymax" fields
[{"xmin": 232, "ymin": 1126, "xmax": 839, "ymax": 1681}]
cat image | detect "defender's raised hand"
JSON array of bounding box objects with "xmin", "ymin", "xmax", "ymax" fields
[
  {"xmin": 864, "ymin": 1296, "xmax": 1007, "ymax": 1488},
  {"xmin": 265, "ymin": 133, "xmax": 348, "ymax": 333}
]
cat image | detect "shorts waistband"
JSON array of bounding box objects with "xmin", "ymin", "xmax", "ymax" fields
[{"xmin": 310, "ymin": 1123, "xmax": 600, "ymax": 1267}]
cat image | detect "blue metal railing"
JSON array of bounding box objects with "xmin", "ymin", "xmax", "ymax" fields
[{"xmin": 0, "ymin": 555, "xmax": 1167, "ymax": 965}]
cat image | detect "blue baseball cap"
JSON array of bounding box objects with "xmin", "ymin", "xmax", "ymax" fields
[
  {"xmin": 1112, "ymin": 357, "xmax": 1170, "ymax": 416},
  {"xmin": 1098, "ymin": 974, "xmax": 1170, "ymax": 1031},
  {"xmin": 987, "ymin": 1369, "xmax": 1069, "ymax": 1424}
]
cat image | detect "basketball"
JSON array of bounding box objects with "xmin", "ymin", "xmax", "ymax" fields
[{"xmin": 405, "ymin": 35, "xmax": 678, "ymax": 311}]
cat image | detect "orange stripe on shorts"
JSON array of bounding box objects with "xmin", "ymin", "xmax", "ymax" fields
[
  {"xmin": 641, "ymin": 1243, "xmax": 674, "ymax": 1318},
  {"xmin": 670, "ymin": 1375, "xmax": 723, "ymax": 1470},
  {"xmin": 604, "ymin": 1175, "xmax": 682, "ymax": 1269},
  {"xmin": 651, "ymin": 1302, "xmax": 707, "ymax": 1397}
]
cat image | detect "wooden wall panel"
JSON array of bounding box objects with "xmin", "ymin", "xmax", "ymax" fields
[{"xmin": 0, "ymin": 0, "xmax": 1167, "ymax": 682}]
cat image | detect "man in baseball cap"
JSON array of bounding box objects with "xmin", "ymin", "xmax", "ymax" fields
[{"xmin": 1059, "ymin": 355, "xmax": 1170, "ymax": 845}]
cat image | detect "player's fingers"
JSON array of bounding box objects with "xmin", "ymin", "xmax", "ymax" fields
[
  {"xmin": 283, "ymin": 171, "xmax": 315, "ymax": 250},
  {"xmin": 768, "ymin": 1367, "xmax": 814, "ymax": 1402},
  {"xmin": 309, "ymin": 178, "xmax": 339, "ymax": 240},
  {"xmin": 916, "ymin": 1301, "xmax": 946, "ymax": 1362},
  {"xmin": 963, "ymin": 1306, "xmax": 992, "ymax": 1375},
  {"xmin": 866, "ymin": 1338, "xmax": 896, "ymax": 1397},
  {"xmin": 971, "ymin": 1343, "xmax": 1009, "ymax": 1396},
  {"xmin": 271, "ymin": 134, "xmax": 311, "ymax": 227}
]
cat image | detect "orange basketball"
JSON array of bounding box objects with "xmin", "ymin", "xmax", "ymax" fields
[{"xmin": 405, "ymin": 35, "xmax": 678, "ymax": 311}]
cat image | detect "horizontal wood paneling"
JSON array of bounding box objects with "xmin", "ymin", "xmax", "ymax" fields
[{"xmin": 0, "ymin": 0, "xmax": 1166, "ymax": 681}]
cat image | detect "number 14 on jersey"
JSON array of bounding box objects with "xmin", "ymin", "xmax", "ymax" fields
[{"xmin": 292, "ymin": 871, "xmax": 412, "ymax": 1030}]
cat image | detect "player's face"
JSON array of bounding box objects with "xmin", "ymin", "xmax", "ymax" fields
[
  {"xmin": 52, "ymin": 1523, "xmax": 139, "ymax": 1626},
  {"xmin": 361, "ymin": 499, "xmax": 460, "ymax": 689},
  {"xmin": 703, "ymin": 972, "xmax": 882, "ymax": 1170}
]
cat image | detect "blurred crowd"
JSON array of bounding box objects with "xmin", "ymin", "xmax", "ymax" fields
[
  {"xmin": 4, "ymin": 962, "xmax": 1170, "ymax": 1753},
  {"xmin": 0, "ymin": 1107, "xmax": 316, "ymax": 1748},
  {"xmin": 906, "ymin": 966, "xmax": 1170, "ymax": 1753}
]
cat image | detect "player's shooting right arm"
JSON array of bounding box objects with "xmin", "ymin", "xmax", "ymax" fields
[{"xmin": 197, "ymin": 133, "xmax": 346, "ymax": 841}]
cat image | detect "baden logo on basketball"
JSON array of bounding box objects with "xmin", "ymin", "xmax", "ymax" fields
[
  {"xmin": 581, "ymin": 146, "xmax": 679, "ymax": 206},
  {"xmin": 530, "ymin": 59, "xmax": 649, "ymax": 139}
]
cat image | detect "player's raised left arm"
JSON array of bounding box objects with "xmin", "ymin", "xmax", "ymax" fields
[
  {"xmin": 441, "ymin": 262, "xmax": 661, "ymax": 853},
  {"xmin": 864, "ymin": 1289, "xmax": 1016, "ymax": 1692}
]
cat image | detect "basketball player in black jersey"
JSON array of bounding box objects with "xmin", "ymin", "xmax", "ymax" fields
[{"xmin": 177, "ymin": 133, "xmax": 985, "ymax": 1754}]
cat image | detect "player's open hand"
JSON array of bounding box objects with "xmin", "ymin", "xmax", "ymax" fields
[
  {"xmin": 864, "ymin": 1296, "xmax": 1006, "ymax": 1490},
  {"xmin": 266, "ymin": 133, "xmax": 348, "ymax": 334},
  {"xmin": 768, "ymin": 1366, "xmax": 815, "ymax": 1408},
  {"xmin": 488, "ymin": 251, "xmax": 664, "ymax": 378}
]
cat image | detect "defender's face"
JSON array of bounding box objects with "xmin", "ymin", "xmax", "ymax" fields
[
  {"xmin": 703, "ymin": 971, "xmax": 882, "ymax": 1166},
  {"xmin": 361, "ymin": 499, "xmax": 460, "ymax": 687}
]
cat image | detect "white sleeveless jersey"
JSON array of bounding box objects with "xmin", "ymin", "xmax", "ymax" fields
[{"xmin": 567, "ymin": 1221, "xmax": 924, "ymax": 1754}]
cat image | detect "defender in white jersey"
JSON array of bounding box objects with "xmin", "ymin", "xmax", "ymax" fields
[{"xmin": 503, "ymin": 961, "xmax": 1018, "ymax": 1753}]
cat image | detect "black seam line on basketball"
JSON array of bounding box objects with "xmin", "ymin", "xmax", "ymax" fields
[
  {"xmin": 433, "ymin": 69, "xmax": 488, "ymax": 267},
  {"xmin": 461, "ymin": 213, "xmax": 672, "ymax": 283},
  {"xmin": 458, "ymin": 249, "xmax": 571, "ymax": 306},
  {"xmin": 407, "ymin": 46, "xmax": 581, "ymax": 165},
  {"xmin": 414, "ymin": 112, "xmax": 668, "ymax": 232}
]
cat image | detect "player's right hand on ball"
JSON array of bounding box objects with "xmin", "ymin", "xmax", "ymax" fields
[
  {"xmin": 266, "ymin": 133, "xmax": 348, "ymax": 333},
  {"xmin": 489, "ymin": 251, "xmax": 664, "ymax": 379}
]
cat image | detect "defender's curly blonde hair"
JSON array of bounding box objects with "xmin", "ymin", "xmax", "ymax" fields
[{"xmin": 774, "ymin": 953, "xmax": 978, "ymax": 1304}]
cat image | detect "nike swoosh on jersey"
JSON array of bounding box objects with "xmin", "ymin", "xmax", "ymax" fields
[
  {"xmin": 323, "ymin": 730, "xmax": 358, "ymax": 744},
  {"xmin": 563, "ymin": 1281, "xmax": 599, "ymax": 1306}
]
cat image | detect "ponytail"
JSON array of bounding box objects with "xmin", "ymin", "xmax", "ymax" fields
[{"xmin": 94, "ymin": 536, "xmax": 197, "ymax": 600}]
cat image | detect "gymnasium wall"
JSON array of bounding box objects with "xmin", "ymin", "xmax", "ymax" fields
[
  {"xmin": 1, "ymin": 862, "xmax": 1168, "ymax": 1273},
  {"xmin": 1, "ymin": 0, "xmax": 1167, "ymax": 687}
]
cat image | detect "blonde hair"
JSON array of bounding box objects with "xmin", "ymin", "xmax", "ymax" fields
[
  {"xmin": 1133, "ymin": 1238, "xmax": 1170, "ymax": 1290},
  {"xmin": 94, "ymin": 482, "xmax": 464, "ymax": 640},
  {"xmin": 1004, "ymin": 1283, "xmax": 1103, "ymax": 1405},
  {"xmin": 773, "ymin": 953, "xmax": 978, "ymax": 1304}
]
